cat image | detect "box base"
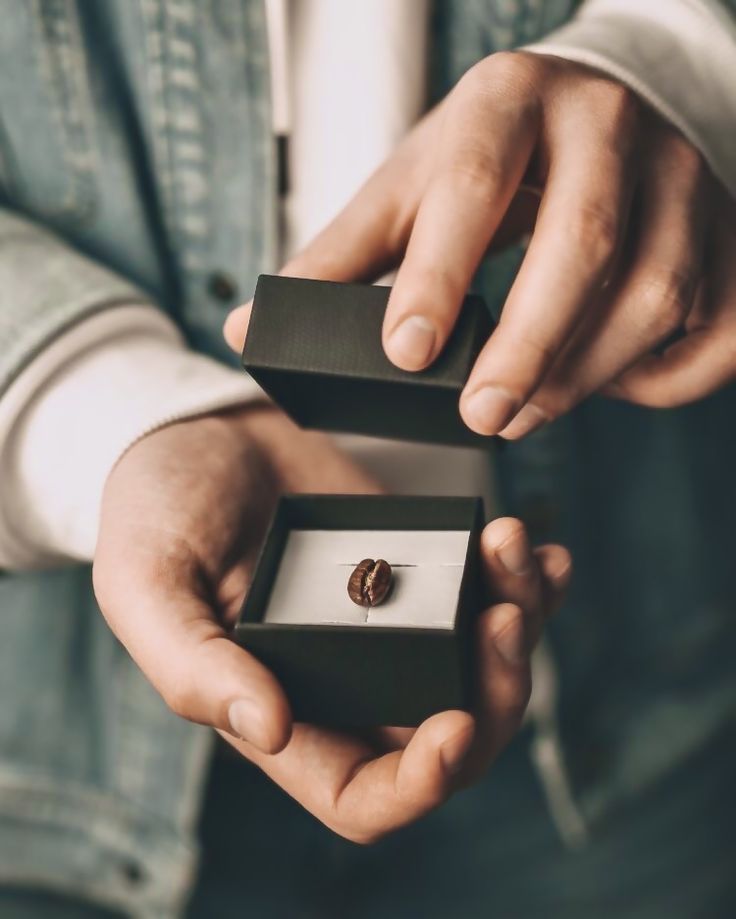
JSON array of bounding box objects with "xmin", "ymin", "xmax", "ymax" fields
[{"xmin": 235, "ymin": 495, "xmax": 484, "ymax": 726}]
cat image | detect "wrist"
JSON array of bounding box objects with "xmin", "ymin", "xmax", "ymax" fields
[
  {"xmin": 231, "ymin": 403, "xmax": 339, "ymax": 492},
  {"xmin": 144, "ymin": 402, "xmax": 380, "ymax": 499},
  {"xmin": 222, "ymin": 403, "xmax": 382, "ymax": 496}
]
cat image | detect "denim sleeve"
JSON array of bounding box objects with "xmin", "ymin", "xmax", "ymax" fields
[{"xmin": 0, "ymin": 208, "xmax": 153, "ymax": 397}]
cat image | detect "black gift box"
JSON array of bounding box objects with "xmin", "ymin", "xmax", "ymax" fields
[
  {"xmin": 235, "ymin": 495, "xmax": 484, "ymax": 727},
  {"xmin": 242, "ymin": 274, "xmax": 494, "ymax": 447}
]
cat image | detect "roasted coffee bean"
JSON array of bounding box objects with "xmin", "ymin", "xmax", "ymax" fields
[{"xmin": 347, "ymin": 558, "xmax": 392, "ymax": 608}]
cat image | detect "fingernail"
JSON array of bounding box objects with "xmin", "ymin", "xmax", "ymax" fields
[
  {"xmin": 386, "ymin": 316, "xmax": 437, "ymax": 369},
  {"xmin": 496, "ymin": 528, "xmax": 532, "ymax": 576},
  {"xmin": 499, "ymin": 403, "xmax": 549, "ymax": 440},
  {"xmin": 462, "ymin": 386, "xmax": 518, "ymax": 435},
  {"xmin": 228, "ymin": 698, "xmax": 265, "ymax": 747},
  {"xmin": 489, "ymin": 607, "xmax": 527, "ymax": 664}
]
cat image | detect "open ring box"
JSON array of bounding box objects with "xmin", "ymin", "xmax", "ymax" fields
[{"xmin": 235, "ymin": 275, "xmax": 494, "ymax": 727}]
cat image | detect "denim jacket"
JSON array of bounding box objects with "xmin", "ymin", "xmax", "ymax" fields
[{"xmin": 0, "ymin": 2, "xmax": 734, "ymax": 916}]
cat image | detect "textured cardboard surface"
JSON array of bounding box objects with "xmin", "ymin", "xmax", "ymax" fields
[{"xmin": 242, "ymin": 275, "xmax": 495, "ymax": 446}]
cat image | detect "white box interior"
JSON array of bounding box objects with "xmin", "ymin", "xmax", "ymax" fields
[{"xmin": 263, "ymin": 530, "xmax": 470, "ymax": 629}]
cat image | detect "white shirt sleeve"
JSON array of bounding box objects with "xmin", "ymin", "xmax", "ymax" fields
[
  {"xmin": 524, "ymin": 0, "xmax": 736, "ymax": 199},
  {"xmin": 0, "ymin": 306, "xmax": 264, "ymax": 570},
  {"xmin": 1, "ymin": 0, "xmax": 433, "ymax": 573}
]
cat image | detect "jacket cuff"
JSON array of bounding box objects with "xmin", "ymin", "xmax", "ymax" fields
[
  {"xmin": 0, "ymin": 306, "xmax": 264, "ymax": 569},
  {"xmin": 524, "ymin": 0, "xmax": 736, "ymax": 198},
  {"xmin": 0, "ymin": 209, "xmax": 157, "ymax": 397}
]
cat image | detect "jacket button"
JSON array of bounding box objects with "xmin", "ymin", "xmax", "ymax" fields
[
  {"xmin": 120, "ymin": 859, "xmax": 145, "ymax": 886},
  {"xmin": 207, "ymin": 271, "xmax": 238, "ymax": 302}
]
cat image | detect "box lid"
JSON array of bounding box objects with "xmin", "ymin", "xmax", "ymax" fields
[{"xmin": 242, "ymin": 275, "xmax": 494, "ymax": 447}]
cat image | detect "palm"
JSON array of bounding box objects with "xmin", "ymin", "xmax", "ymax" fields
[{"xmin": 94, "ymin": 406, "xmax": 570, "ymax": 842}]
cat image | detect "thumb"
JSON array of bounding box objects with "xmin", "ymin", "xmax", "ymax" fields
[{"xmin": 94, "ymin": 561, "xmax": 292, "ymax": 754}]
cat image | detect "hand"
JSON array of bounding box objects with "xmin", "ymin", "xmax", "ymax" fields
[
  {"xmin": 224, "ymin": 53, "xmax": 736, "ymax": 437},
  {"xmin": 221, "ymin": 515, "xmax": 570, "ymax": 843},
  {"xmin": 93, "ymin": 404, "xmax": 571, "ymax": 842},
  {"xmin": 93, "ymin": 405, "xmax": 382, "ymax": 753}
]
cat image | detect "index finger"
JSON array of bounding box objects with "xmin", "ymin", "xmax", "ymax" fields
[{"xmin": 382, "ymin": 53, "xmax": 540, "ymax": 372}]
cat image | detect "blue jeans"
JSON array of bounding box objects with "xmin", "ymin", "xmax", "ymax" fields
[{"xmin": 3, "ymin": 728, "xmax": 735, "ymax": 918}]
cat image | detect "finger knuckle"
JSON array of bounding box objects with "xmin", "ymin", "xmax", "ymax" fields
[
  {"xmin": 640, "ymin": 270, "xmax": 694, "ymax": 335},
  {"xmin": 656, "ymin": 295, "xmax": 690, "ymax": 336},
  {"xmin": 511, "ymin": 329, "xmax": 558, "ymax": 369},
  {"xmin": 591, "ymin": 80, "xmax": 640, "ymax": 135},
  {"xmin": 161, "ymin": 676, "xmax": 195, "ymax": 722},
  {"xmin": 533, "ymin": 387, "xmax": 574, "ymax": 420},
  {"xmin": 458, "ymin": 52, "xmax": 541, "ymax": 106},
  {"xmin": 566, "ymin": 202, "xmax": 619, "ymax": 270},
  {"xmin": 485, "ymin": 50, "xmax": 540, "ymax": 86},
  {"xmin": 443, "ymin": 147, "xmax": 506, "ymax": 203},
  {"xmin": 665, "ymin": 132, "xmax": 705, "ymax": 180},
  {"xmin": 162, "ymin": 632, "xmax": 223, "ymax": 722},
  {"xmin": 396, "ymin": 774, "xmax": 445, "ymax": 812},
  {"xmin": 456, "ymin": 59, "xmax": 493, "ymax": 97}
]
